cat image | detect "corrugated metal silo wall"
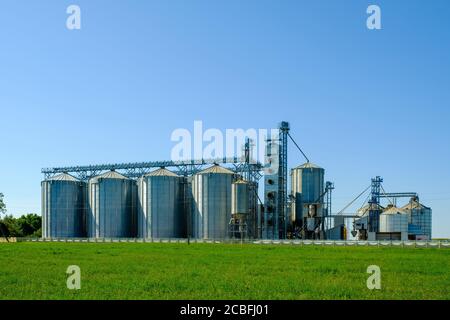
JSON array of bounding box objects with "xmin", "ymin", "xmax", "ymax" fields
[
  {"xmin": 379, "ymin": 214, "xmax": 408, "ymax": 233},
  {"xmin": 131, "ymin": 180, "xmax": 138, "ymax": 237},
  {"xmin": 138, "ymin": 175, "xmax": 185, "ymax": 238},
  {"xmin": 291, "ymin": 167, "xmax": 324, "ymax": 221},
  {"xmin": 231, "ymin": 182, "xmax": 249, "ymax": 215},
  {"xmin": 41, "ymin": 180, "xmax": 86, "ymax": 238},
  {"xmin": 232, "ymin": 181, "xmax": 258, "ymax": 238},
  {"xmin": 137, "ymin": 177, "xmax": 146, "ymax": 238},
  {"xmin": 409, "ymin": 207, "xmax": 432, "ymax": 239},
  {"xmin": 192, "ymin": 173, "xmax": 232, "ymax": 239},
  {"xmin": 88, "ymin": 178, "xmax": 134, "ymax": 238},
  {"xmin": 423, "ymin": 207, "xmax": 432, "ymax": 238},
  {"xmin": 184, "ymin": 176, "xmax": 193, "ymax": 238}
]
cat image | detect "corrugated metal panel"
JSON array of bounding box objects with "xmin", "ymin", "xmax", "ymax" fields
[
  {"xmin": 41, "ymin": 176, "xmax": 85, "ymax": 238},
  {"xmin": 138, "ymin": 169, "xmax": 185, "ymax": 238},
  {"xmin": 291, "ymin": 162, "xmax": 324, "ymax": 221},
  {"xmin": 89, "ymin": 170, "xmax": 128, "ymax": 182},
  {"xmin": 145, "ymin": 168, "xmax": 179, "ymax": 177},
  {"xmin": 294, "ymin": 162, "xmax": 322, "ymax": 169},
  {"xmin": 198, "ymin": 164, "xmax": 234, "ymax": 175},
  {"xmin": 231, "ymin": 180, "xmax": 249, "ymax": 215},
  {"xmin": 88, "ymin": 171, "xmax": 135, "ymax": 238},
  {"xmin": 192, "ymin": 166, "xmax": 233, "ymax": 239},
  {"xmin": 401, "ymin": 198, "xmax": 431, "ymax": 210},
  {"xmin": 379, "ymin": 212, "xmax": 408, "ymax": 233},
  {"xmin": 408, "ymin": 224, "xmax": 423, "ymax": 235},
  {"xmin": 46, "ymin": 173, "xmax": 79, "ymax": 182},
  {"xmin": 402, "ymin": 199, "xmax": 432, "ymax": 238}
]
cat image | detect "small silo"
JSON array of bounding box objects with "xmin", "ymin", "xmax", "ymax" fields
[
  {"xmin": 137, "ymin": 168, "xmax": 185, "ymax": 239},
  {"xmin": 88, "ymin": 170, "xmax": 135, "ymax": 238},
  {"xmin": 230, "ymin": 179, "xmax": 250, "ymax": 239},
  {"xmin": 41, "ymin": 173, "xmax": 86, "ymax": 238},
  {"xmin": 378, "ymin": 205, "xmax": 408, "ymax": 240},
  {"xmin": 191, "ymin": 165, "xmax": 234, "ymax": 239},
  {"xmin": 401, "ymin": 197, "xmax": 432, "ymax": 240},
  {"xmin": 291, "ymin": 162, "xmax": 325, "ymax": 222},
  {"xmin": 232, "ymin": 180, "xmax": 249, "ymax": 216}
]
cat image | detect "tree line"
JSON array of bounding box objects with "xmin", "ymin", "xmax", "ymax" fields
[{"xmin": 0, "ymin": 193, "xmax": 41, "ymax": 238}]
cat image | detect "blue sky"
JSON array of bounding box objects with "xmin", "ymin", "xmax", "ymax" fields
[{"xmin": 0, "ymin": 0, "xmax": 449, "ymax": 237}]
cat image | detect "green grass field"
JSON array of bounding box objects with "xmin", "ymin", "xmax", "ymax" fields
[{"xmin": 0, "ymin": 242, "xmax": 449, "ymax": 300}]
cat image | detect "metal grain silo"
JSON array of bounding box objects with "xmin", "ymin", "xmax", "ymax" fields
[
  {"xmin": 41, "ymin": 173, "xmax": 86, "ymax": 238},
  {"xmin": 229, "ymin": 179, "xmax": 251, "ymax": 239},
  {"xmin": 88, "ymin": 171, "xmax": 135, "ymax": 238},
  {"xmin": 379, "ymin": 205, "xmax": 408, "ymax": 235},
  {"xmin": 191, "ymin": 165, "xmax": 234, "ymax": 239},
  {"xmin": 137, "ymin": 168, "xmax": 185, "ymax": 239},
  {"xmin": 232, "ymin": 180, "xmax": 249, "ymax": 215},
  {"xmin": 401, "ymin": 197, "xmax": 432, "ymax": 239},
  {"xmin": 291, "ymin": 162, "xmax": 325, "ymax": 222}
]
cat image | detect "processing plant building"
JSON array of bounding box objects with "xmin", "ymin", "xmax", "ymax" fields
[{"xmin": 41, "ymin": 121, "xmax": 432, "ymax": 241}]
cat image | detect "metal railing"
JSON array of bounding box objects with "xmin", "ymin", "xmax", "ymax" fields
[{"xmin": 9, "ymin": 237, "xmax": 450, "ymax": 248}]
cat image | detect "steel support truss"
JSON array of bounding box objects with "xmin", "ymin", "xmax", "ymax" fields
[{"xmin": 42, "ymin": 156, "xmax": 263, "ymax": 182}]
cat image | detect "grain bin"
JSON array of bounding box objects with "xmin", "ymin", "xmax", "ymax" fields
[
  {"xmin": 401, "ymin": 197, "xmax": 432, "ymax": 239},
  {"xmin": 379, "ymin": 205, "xmax": 408, "ymax": 234},
  {"xmin": 291, "ymin": 162, "xmax": 325, "ymax": 222},
  {"xmin": 231, "ymin": 179, "xmax": 249, "ymax": 216},
  {"xmin": 229, "ymin": 179, "xmax": 251, "ymax": 239},
  {"xmin": 41, "ymin": 173, "xmax": 86, "ymax": 238},
  {"xmin": 191, "ymin": 165, "xmax": 234, "ymax": 239},
  {"xmin": 88, "ymin": 170, "xmax": 135, "ymax": 238},
  {"xmin": 137, "ymin": 168, "xmax": 185, "ymax": 238}
]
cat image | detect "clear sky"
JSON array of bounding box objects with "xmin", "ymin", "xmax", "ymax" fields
[{"xmin": 0, "ymin": 0, "xmax": 449, "ymax": 237}]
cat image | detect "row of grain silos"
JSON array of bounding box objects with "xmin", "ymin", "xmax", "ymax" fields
[
  {"xmin": 42, "ymin": 171, "xmax": 136, "ymax": 238},
  {"xmin": 374, "ymin": 199, "xmax": 432, "ymax": 240},
  {"xmin": 354, "ymin": 198, "xmax": 432, "ymax": 241},
  {"xmin": 42, "ymin": 165, "xmax": 255, "ymax": 239}
]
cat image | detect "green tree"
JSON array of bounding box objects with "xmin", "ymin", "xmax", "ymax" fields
[
  {"xmin": 0, "ymin": 215, "xmax": 22, "ymax": 237},
  {"xmin": 0, "ymin": 193, "xmax": 8, "ymax": 237},
  {"xmin": 31, "ymin": 228, "xmax": 42, "ymax": 238},
  {"xmin": 0, "ymin": 213, "xmax": 42, "ymax": 238},
  {"xmin": 17, "ymin": 214, "xmax": 42, "ymax": 237},
  {"xmin": 0, "ymin": 195, "xmax": 42, "ymax": 238},
  {"xmin": 0, "ymin": 193, "xmax": 6, "ymax": 214}
]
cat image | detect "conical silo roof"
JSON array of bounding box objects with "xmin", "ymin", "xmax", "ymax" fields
[
  {"xmin": 382, "ymin": 205, "xmax": 407, "ymax": 215},
  {"xmin": 197, "ymin": 164, "xmax": 234, "ymax": 175},
  {"xmin": 401, "ymin": 198, "xmax": 430, "ymax": 210},
  {"xmin": 294, "ymin": 162, "xmax": 323, "ymax": 169},
  {"xmin": 90, "ymin": 170, "xmax": 129, "ymax": 182},
  {"xmin": 144, "ymin": 168, "xmax": 179, "ymax": 177},
  {"xmin": 46, "ymin": 173, "xmax": 80, "ymax": 182},
  {"xmin": 357, "ymin": 203, "xmax": 384, "ymax": 217}
]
